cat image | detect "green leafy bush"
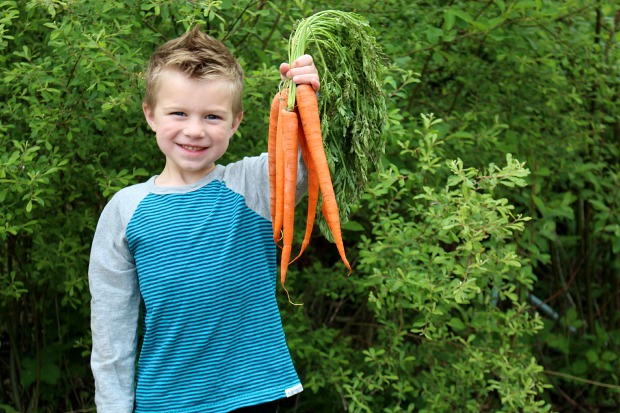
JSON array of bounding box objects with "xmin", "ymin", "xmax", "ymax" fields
[
  {"xmin": 280, "ymin": 114, "xmax": 551, "ymax": 412},
  {"xmin": 1, "ymin": 0, "xmax": 618, "ymax": 412}
]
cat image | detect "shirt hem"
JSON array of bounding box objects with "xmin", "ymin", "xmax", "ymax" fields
[{"xmin": 134, "ymin": 383, "xmax": 303, "ymax": 413}]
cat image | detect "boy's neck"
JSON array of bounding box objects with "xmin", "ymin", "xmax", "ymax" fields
[{"xmin": 154, "ymin": 164, "xmax": 216, "ymax": 187}]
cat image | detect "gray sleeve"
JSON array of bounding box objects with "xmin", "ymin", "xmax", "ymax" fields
[
  {"xmin": 88, "ymin": 186, "xmax": 146, "ymax": 413},
  {"xmin": 223, "ymin": 151, "xmax": 308, "ymax": 221}
]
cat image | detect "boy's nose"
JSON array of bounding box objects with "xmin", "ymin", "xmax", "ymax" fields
[{"xmin": 183, "ymin": 119, "xmax": 205, "ymax": 138}]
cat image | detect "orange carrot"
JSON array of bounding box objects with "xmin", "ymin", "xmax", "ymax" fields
[
  {"xmin": 295, "ymin": 84, "xmax": 352, "ymax": 274},
  {"xmin": 290, "ymin": 113, "xmax": 318, "ymax": 264},
  {"xmin": 268, "ymin": 91, "xmax": 280, "ymax": 232},
  {"xmin": 273, "ymin": 89, "xmax": 288, "ymax": 244},
  {"xmin": 279, "ymin": 108, "xmax": 300, "ymax": 299}
]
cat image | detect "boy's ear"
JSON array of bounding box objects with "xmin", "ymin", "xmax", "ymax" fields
[
  {"xmin": 143, "ymin": 102, "xmax": 156, "ymax": 132},
  {"xmin": 231, "ymin": 111, "xmax": 244, "ymax": 134}
]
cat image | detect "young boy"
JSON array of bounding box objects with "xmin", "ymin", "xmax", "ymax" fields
[{"xmin": 88, "ymin": 26, "xmax": 320, "ymax": 413}]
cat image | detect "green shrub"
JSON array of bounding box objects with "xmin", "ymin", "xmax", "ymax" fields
[{"xmin": 1, "ymin": 1, "xmax": 618, "ymax": 411}]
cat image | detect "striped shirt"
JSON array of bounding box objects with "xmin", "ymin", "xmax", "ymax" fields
[{"xmin": 89, "ymin": 153, "xmax": 306, "ymax": 413}]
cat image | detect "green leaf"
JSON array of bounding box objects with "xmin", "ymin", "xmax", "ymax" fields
[
  {"xmin": 0, "ymin": 404, "xmax": 19, "ymax": 413},
  {"xmin": 589, "ymin": 199, "xmax": 609, "ymax": 212},
  {"xmin": 443, "ymin": 10, "xmax": 456, "ymax": 31},
  {"xmin": 448, "ymin": 317, "xmax": 466, "ymax": 331},
  {"xmin": 342, "ymin": 220, "xmax": 365, "ymax": 232}
]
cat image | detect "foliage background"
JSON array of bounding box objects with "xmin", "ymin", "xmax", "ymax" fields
[{"xmin": 0, "ymin": 0, "xmax": 618, "ymax": 412}]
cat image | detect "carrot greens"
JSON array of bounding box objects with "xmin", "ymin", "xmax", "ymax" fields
[{"xmin": 285, "ymin": 10, "xmax": 388, "ymax": 241}]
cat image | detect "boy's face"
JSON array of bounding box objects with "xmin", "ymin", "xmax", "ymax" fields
[{"xmin": 143, "ymin": 69, "xmax": 243, "ymax": 186}]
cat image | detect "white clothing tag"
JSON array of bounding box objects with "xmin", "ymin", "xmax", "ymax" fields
[{"xmin": 285, "ymin": 383, "xmax": 304, "ymax": 397}]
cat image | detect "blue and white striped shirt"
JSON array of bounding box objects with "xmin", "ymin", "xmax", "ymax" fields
[{"xmin": 89, "ymin": 153, "xmax": 306, "ymax": 413}]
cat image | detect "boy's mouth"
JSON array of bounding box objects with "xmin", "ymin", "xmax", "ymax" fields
[{"xmin": 180, "ymin": 144, "xmax": 206, "ymax": 152}]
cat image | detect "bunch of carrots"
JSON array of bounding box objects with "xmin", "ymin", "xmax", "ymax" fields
[
  {"xmin": 268, "ymin": 83, "xmax": 351, "ymax": 302},
  {"xmin": 269, "ymin": 10, "xmax": 387, "ymax": 301}
]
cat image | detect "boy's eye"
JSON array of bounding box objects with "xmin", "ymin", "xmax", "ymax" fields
[
  {"xmin": 171, "ymin": 112, "xmax": 186, "ymax": 117},
  {"xmin": 206, "ymin": 114, "xmax": 220, "ymax": 120}
]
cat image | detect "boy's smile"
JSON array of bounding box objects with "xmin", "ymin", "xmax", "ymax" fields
[{"xmin": 143, "ymin": 69, "xmax": 243, "ymax": 186}]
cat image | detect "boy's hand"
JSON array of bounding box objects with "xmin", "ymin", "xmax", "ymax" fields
[{"xmin": 280, "ymin": 54, "xmax": 320, "ymax": 92}]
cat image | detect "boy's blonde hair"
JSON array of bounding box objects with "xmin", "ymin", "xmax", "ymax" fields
[{"xmin": 144, "ymin": 26, "xmax": 244, "ymax": 117}]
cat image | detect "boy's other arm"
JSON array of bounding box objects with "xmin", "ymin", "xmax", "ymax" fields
[
  {"xmin": 88, "ymin": 195, "xmax": 141, "ymax": 413},
  {"xmin": 225, "ymin": 152, "xmax": 308, "ymax": 221}
]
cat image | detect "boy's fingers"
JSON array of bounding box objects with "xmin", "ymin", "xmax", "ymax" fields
[
  {"xmin": 283, "ymin": 54, "xmax": 316, "ymax": 76},
  {"xmin": 291, "ymin": 64, "xmax": 317, "ymax": 76},
  {"xmin": 291, "ymin": 54, "xmax": 314, "ymax": 68},
  {"xmin": 280, "ymin": 62, "xmax": 290, "ymax": 75},
  {"xmin": 287, "ymin": 63, "xmax": 318, "ymax": 82},
  {"xmin": 291, "ymin": 74, "xmax": 320, "ymax": 92},
  {"xmin": 311, "ymin": 78, "xmax": 320, "ymax": 92},
  {"xmin": 279, "ymin": 62, "xmax": 291, "ymax": 81},
  {"xmin": 280, "ymin": 54, "xmax": 320, "ymax": 91}
]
